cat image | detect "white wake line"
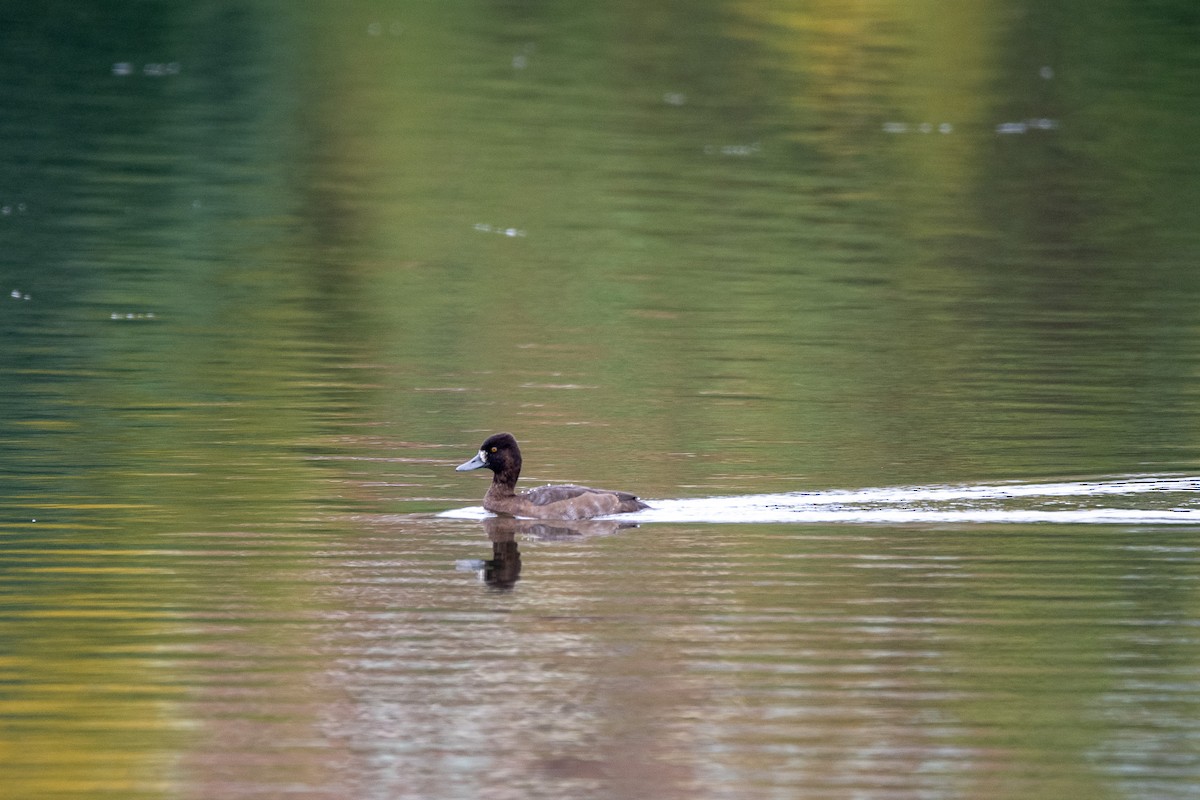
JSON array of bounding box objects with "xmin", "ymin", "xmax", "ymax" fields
[
  {"xmin": 628, "ymin": 506, "xmax": 1200, "ymax": 525},
  {"xmin": 691, "ymin": 475, "xmax": 1200, "ymax": 507},
  {"xmin": 440, "ymin": 505, "xmax": 1200, "ymax": 525},
  {"xmin": 438, "ymin": 475, "xmax": 1200, "ymax": 525}
]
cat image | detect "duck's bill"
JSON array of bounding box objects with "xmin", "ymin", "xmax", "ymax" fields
[{"xmin": 456, "ymin": 451, "xmax": 488, "ymax": 471}]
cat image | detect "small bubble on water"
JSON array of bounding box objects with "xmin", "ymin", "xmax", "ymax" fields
[
  {"xmin": 112, "ymin": 62, "xmax": 134, "ymax": 76},
  {"xmin": 512, "ymin": 54, "xmax": 528, "ymax": 70},
  {"xmin": 708, "ymin": 142, "xmax": 760, "ymax": 156},
  {"xmin": 1040, "ymin": 66, "xmax": 1054, "ymax": 79},
  {"xmin": 365, "ymin": 21, "xmax": 402, "ymax": 37},
  {"xmin": 663, "ymin": 92, "xmax": 687, "ymax": 106},
  {"xmin": 475, "ymin": 222, "xmax": 525, "ymax": 238},
  {"xmin": 142, "ymin": 62, "xmax": 181, "ymax": 77}
]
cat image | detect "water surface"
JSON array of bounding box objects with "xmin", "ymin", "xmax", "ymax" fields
[{"xmin": 2, "ymin": 2, "xmax": 1200, "ymax": 798}]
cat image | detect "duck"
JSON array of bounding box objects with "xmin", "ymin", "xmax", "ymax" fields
[{"xmin": 455, "ymin": 432, "xmax": 650, "ymax": 520}]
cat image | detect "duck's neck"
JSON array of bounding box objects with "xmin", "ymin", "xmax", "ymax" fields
[{"xmin": 489, "ymin": 467, "xmax": 520, "ymax": 498}]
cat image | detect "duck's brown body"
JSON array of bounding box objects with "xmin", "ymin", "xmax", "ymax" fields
[
  {"xmin": 483, "ymin": 481, "xmax": 648, "ymax": 520},
  {"xmin": 456, "ymin": 433, "xmax": 650, "ymax": 520}
]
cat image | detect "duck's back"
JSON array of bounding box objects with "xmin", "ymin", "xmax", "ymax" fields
[{"xmin": 488, "ymin": 483, "xmax": 649, "ymax": 520}]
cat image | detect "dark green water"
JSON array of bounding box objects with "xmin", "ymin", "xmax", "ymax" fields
[{"xmin": 2, "ymin": 3, "xmax": 1200, "ymax": 798}]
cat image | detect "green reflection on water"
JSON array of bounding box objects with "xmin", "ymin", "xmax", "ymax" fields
[{"xmin": 2, "ymin": 1, "xmax": 1200, "ymax": 798}]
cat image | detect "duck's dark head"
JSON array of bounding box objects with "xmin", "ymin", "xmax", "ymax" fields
[{"xmin": 456, "ymin": 432, "xmax": 522, "ymax": 480}]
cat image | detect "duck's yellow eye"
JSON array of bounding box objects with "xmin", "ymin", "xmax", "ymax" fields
[{"xmin": 490, "ymin": 446, "xmax": 498, "ymax": 453}]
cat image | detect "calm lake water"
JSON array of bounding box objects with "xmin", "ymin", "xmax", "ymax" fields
[{"xmin": 3, "ymin": 3, "xmax": 1200, "ymax": 798}]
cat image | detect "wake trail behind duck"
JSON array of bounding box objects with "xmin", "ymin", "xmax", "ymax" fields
[{"xmin": 441, "ymin": 474, "xmax": 1200, "ymax": 525}]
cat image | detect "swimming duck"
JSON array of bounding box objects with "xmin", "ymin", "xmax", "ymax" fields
[{"xmin": 456, "ymin": 432, "xmax": 650, "ymax": 520}]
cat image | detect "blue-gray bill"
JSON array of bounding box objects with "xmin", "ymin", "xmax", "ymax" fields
[{"xmin": 456, "ymin": 451, "xmax": 487, "ymax": 471}]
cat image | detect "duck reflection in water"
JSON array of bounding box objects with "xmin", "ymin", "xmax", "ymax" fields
[{"xmin": 477, "ymin": 516, "xmax": 639, "ymax": 590}]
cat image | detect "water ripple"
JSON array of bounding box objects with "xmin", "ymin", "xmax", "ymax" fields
[{"xmin": 441, "ymin": 475, "xmax": 1200, "ymax": 525}]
